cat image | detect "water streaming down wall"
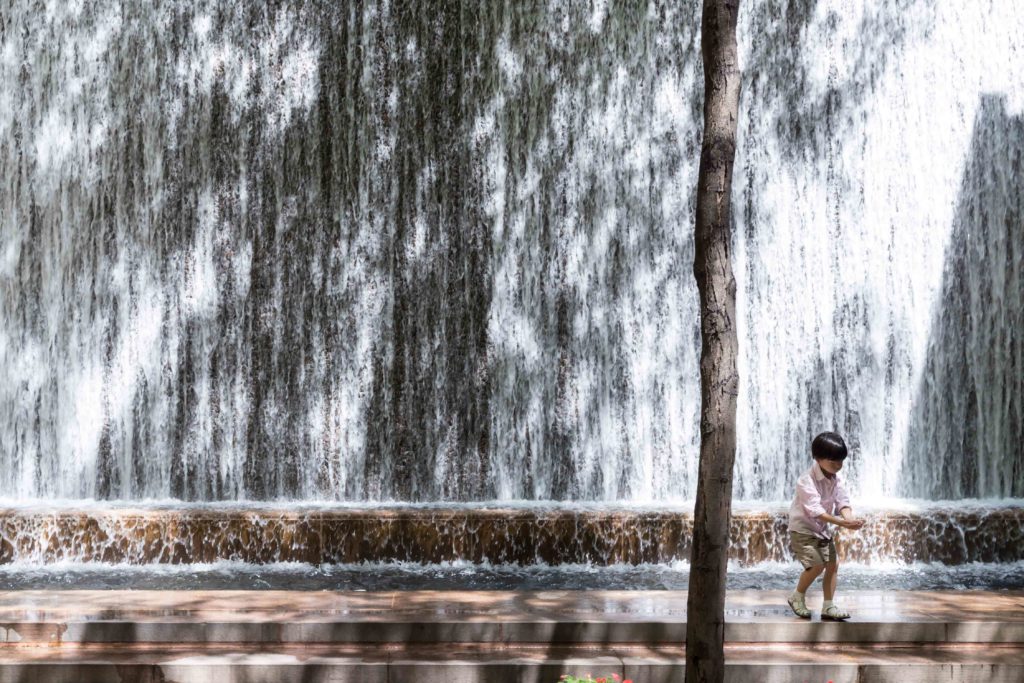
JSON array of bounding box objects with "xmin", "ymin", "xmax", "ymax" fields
[
  {"xmin": 733, "ymin": 0, "xmax": 1024, "ymax": 500},
  {"xmin": 0, "ymin": 0, "xmax": 1021, "ymax": 503}
]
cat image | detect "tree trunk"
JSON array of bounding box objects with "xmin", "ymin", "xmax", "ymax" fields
[{"xmin": 686, "ymin": 1, "xmax": 741, "ymax": 682}]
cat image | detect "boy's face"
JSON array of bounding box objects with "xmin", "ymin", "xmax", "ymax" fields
[{"xmin": 818, "ymin": 458, "xmax": 844, "ymax": 476}]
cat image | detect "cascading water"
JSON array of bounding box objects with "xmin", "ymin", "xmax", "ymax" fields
[
  {"xmin": 735, "ymin": 0, "xmax": 1024, "ymax": 503},
  {"xmin": 1, "ymin": 0, "xmax": 1021, "ymax": 503}
]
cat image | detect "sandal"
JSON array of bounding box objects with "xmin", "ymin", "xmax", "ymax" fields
[
  {"xmin": 821, "ymin": 604, "xmax": 850, "ymax": 621},
  {"xmin": 787, "ymin": 595, "xmax": 811, "ymax": 619}
]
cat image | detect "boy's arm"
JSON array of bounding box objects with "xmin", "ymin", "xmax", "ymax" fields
[
  {"xmin": 817, "ymin": 511, "xmax": 863, "ymax": 529},
  {"xmin": 836, "ymin": 480, "xmax": 852, "ymax": 518},
  {"xmin": 816, "ymin": 512, "xmax": 849, "ymax": 527},
  {"xmin": 835, "ymin": 507, "xmax": 865, "ymax": 529}
]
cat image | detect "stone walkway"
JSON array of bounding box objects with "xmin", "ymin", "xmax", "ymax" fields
[{"xmin": 0, "ymin": 590, "xmax": 1020, "ymax": 682}]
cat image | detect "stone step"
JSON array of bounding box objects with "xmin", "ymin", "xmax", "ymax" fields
[
  {"xmin": 3, "ymin": 618, "xmax": 1023, "ymax": 645},
  {"xmin": 0, "ymin": 590, "xmax": 1021, "ymax": 681},
  {"xmin": 0, "ymin": 589, "xmax": 1021, "ymax": 644},
  {"xmin": 0, "ymin": 643, "xmax": 1021, "ymax": 683},
  {"xmin": 0, "ymin": 505, "xmax": 1021, "ymax": 565}
]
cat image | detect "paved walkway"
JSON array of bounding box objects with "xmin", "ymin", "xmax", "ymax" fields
[
  {"xmin": 0, "ymin": 589, "xmax": 1021, "ymax": 625},
  {"xmin": 0, "ymin": 590, "xmax": 1020, "ymax": 682}
]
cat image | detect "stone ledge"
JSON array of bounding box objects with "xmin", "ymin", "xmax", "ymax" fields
[
  {"xmin": 1, "ymin": 506, "xmax": 1021, "ymax": 565},
  {"xmin": 3, "ymin": 619, "xmax": 1023, "ymax": 645},
  {"xmin": 0, "ymin": 645, "xmax": 1021, "ymax": 683}
]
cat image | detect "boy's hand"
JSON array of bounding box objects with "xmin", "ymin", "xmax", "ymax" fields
[{"xmin": 841, "ymin": 518, "xmax": 865, "ymax": 530}]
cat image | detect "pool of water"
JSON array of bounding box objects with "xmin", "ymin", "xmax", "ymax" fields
[{"xmin": 1, "ymin": 560, "xmax": 1022, "ymax": 591}]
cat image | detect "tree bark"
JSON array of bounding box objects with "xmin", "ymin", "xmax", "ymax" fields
[{"xmin": 686, "ymin": 1, "xmax": 741, "ymax": 682}]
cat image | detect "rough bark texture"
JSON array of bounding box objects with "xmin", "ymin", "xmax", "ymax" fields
[{"xmin": 686, "ymin": 1, "xmax": 741, "ymax": 682}]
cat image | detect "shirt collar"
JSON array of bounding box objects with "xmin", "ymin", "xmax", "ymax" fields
[{"xmin": 812, "ymin": 460, "xmax": 836, "ymax": 483}]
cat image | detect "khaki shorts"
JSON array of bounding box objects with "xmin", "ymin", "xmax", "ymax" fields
[{"xmin": 790, "ymin": 531, "xmax": 837, "ymax": 569}]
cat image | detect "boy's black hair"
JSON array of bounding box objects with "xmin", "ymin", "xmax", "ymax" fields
[{"xmin": 811, "ymin": 431, "xmax": 848, "ymax": 461}]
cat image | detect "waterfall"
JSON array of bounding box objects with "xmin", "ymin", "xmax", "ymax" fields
[
  {"xmin": 733, "ymin": 0, "xmax": 1024, "ymax": 501},
  {"xmin": 1, "ymin": 0, "xmax": 1021, "ymax": 502}
]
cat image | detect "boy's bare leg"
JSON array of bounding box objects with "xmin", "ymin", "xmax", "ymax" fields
[
  {"xmin": 823, "ymin": 560, "xmax": 838, "ymax": 600},
  {"xmin": 796, "ymin": 564, "xmax": 825, "ymax": 593}
]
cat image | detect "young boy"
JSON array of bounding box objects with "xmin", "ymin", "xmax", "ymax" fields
[{"xmin": 786, "ymin": 431, "xmax": 864, "ymax": 621}]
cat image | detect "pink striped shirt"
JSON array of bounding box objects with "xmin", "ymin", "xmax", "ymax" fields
[{"xmin": 788, "ymin": 461, "xmax": 851, "ymax": 539}]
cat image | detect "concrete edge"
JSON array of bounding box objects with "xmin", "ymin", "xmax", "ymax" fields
[
  {"xmin": 0, "ymin": 658, "xmax": 1022, "ymax": 683},
  {"xmin": 2, "ymin": 619, "xmax": 1021, "ymax": 645}
]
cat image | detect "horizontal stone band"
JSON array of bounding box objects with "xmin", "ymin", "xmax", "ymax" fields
[{"xmin": 0, "ymin": 507, "xmax": 1020, "ymax": 566}]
